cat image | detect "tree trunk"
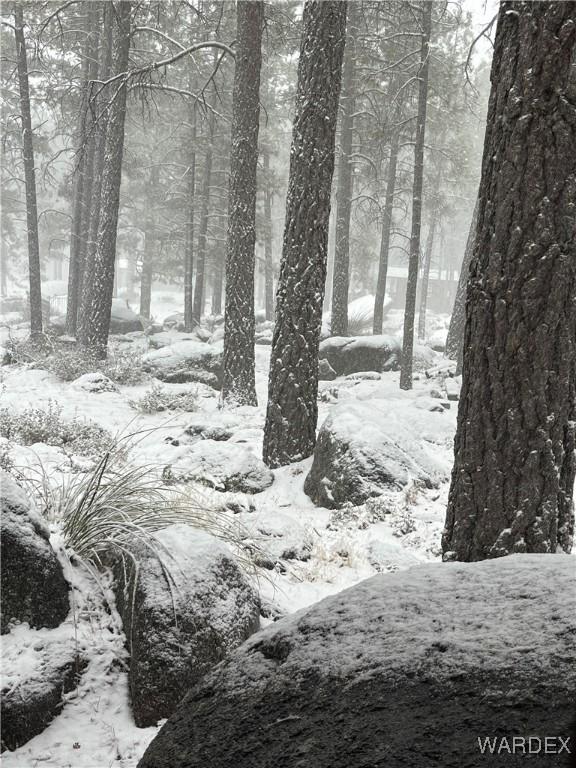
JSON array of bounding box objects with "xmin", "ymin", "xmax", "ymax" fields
[
  {"xmin": 66, "ymin": 3, "xmax": 100, "ymax": 336},
  {"xmin": 78, "ymin": 0, "xmax": 131, "ymax": 357},
  {"xmin": 263, "ymin": 0, "xmax": 347, "ymax": 468},
  {"xmin": 183, "ymin": 104, "xmax": 197, "ymax": 332},
  {"xmin": 222, "ymin": 1, "xmax": 263, "ymax": 406},
  {"xmin": 442, "ymin": 1, "xmax": 576, "ymax": 562},
  {"xmin": 14, "ymin": 6, "xmax": 42, "ymax": 337},
  {"xmin": 445, "ymin": 198, "xmax": 478, "ymax": 370},
  {"xmin": 192, "ymin": 112, "xmax": 215, "ymax": 324},
  {"xmin": 399, "ymin": 0, "xmax": 432, "ymax": 390},
  {"xmin": 416, "ymin": 213, "xmax": 438, "ymax": 342},
  {"xmin": 139, "ymin": 165, "xmax": 159, "ymax": 319},
  {"xmin": 373, "ymin": 127, "xmax": 399, "ymax": 335},
  {"xmin": 263, "ymin": 148, "xmax": 274, "ymax": 322},
  {"xmin": 330, "ymin": 2, "xmax": 358, "ymax": 338}
]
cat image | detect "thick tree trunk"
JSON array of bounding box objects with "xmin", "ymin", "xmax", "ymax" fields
[
  {"xmin": 222, "ymin": 1, "xmax": 263, "ymax": 406},
  {"xmin": 66, "ymin": 3, "xmax": 100, "ymax": 336},
  {"xmin": 14, "ymin": 6, "xmax": 42, "ymax": 337},
  {"xmin": 263, "ymin": 0, "xmax": 347, "ymax": 468},
  {"xmin": 263, "ymin": 148, "xmax": 274, "ymax": 322},
  {"xmin": 192, "ymin": 112, "xmax": 215, "ymax": 324},
  {"xmin": 399, "ymin": 0, "xmax": 432, "ymax": 390},
  {"xmin": 442, "ymin": 1, "xmax": 576, "ymax": 562},
  {"xmin": 183, "ymin": 104, "xmax": 197, "ymax": 332},
  {"xmin": 139, "ymin": 165, "xmax": 159, "ymax": 319},
  {"xmin": 78, "ymin": 0, "xmax": 131, "ymax": 357},
  {"xmin": 373, "ymin": 127, "xmax": 399, "ymax": 335},
  {"xmin": 445, "ymin": 198, "xmax": 478, "ymax": 369},
  {"xmin": 330, "ymin": 2, "xmax": 358, "ymax": 338}
]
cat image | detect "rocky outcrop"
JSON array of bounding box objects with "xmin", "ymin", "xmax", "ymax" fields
[
  {"xmin": 1, "ymin": 472, "xmax": 69, "ymax": 634},
  {"xmin": 138, "ymin": 555, "xmax": 576, "ymax": 768},
  {"xmin": 109, "ymin": 299, "xmax": 144, "ymax": 334},
  {"xmin": 304, "ymin": 401, "xmax": 446, "ymax": 508},
  {"xmin": 113, "ymin": 525, "xmax": 260, "ymax": 727},
  {"xmin": 142, "ymin": 340, "xmax": 223, "ymax": 388},
  {"xmin": 319, "ymin": 335, "xmax": 401, "ymax": 376}
]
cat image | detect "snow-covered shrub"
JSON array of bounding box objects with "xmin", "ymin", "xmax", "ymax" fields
[
  {"xmin": 0, "ymin": 401, "xmax": 113, "ymax": 458},
  {"xmin": 129, "ymin": 383, "xmax": 198, "ymax": 414}
]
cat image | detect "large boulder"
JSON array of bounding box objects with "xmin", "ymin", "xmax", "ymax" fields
[
  {"xmin": 138, "ymin": 555, "xmax": 576, "ymax": 768},
  {"xmin": 304, "ymin": 401, "xmax": 446, "ymax": 508},
  {"xmin": 109, "ymin": 298, "xmax": 144, "ymax": 334},
  {"xmin": 142, "ymin": 340, "xmax": 223, "ymax": 388},
  {"xmin": 168, "ymin": 440, "xmax": 274, "ymax": 494},
  {"xmin": 0, "ymin": 471, "xmax": 69, "ymax": 634},
  {"xmin": 112, "ymin": 525, "xmax": 260, "ymax": 727},
  {"xmin": 319, "ymin": 335, "xmax": 401, "ymax": 376}
]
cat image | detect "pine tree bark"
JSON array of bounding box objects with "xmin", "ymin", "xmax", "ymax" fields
[
  {"xmin": 263, "ymin": 1, "xmax": 347, "ymax": 468},
  {"xmin": 445, "ymin": 198, "xmax": 478, "ymax": 370},
  {"xmin": 192, "ymin": 111, "xmax": 215, "ymax": 324},
  {"xmin": 14, "ymin": 5, "xmax": 42, "ymax": 337},
  {"xmin": 183, "ymin": 104, "xmax": 197, "ymax": 332},
  {"xmin": 330, "ymin": 2, "xmax": 358, "ymax": 338},
  {"xmin": 417, "ymin": 159, "xmax": 443, "ymax": 341},
  {"xmin": 442, "ymin": 1, "xmax": 576, "ymax": 562},
  {"xmin": 221, "ymin": 1, "xmax": 263, "ymax": 406},
  {"xmin": 78, "ymin": 0, "xmax": 131, "ymax": 357},
  {"xmin": 66, "ymin": 3, "xmax": 100, "ymax": 336},
  {"xmin": 263, "ymin": 147, "xmax": 274, "ymax": 322},
  {"xmin": 399, "ymin": 0, "xmax": 432, "ymax": 390},
  {"xmin": 373, "ymin": 127, "xmax": 399, "ymax": 335},
  {"xmin": 139, "ymin": 165, "xmax": 159, "ymax": 319}
]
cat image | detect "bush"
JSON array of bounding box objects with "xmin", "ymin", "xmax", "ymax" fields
[
  {"xmin": 46, "ymin": 347, "xmax": 147, "ymax": 385},
  {"xmin": 129, "ymin": 384, "xmax": 198, "ymax": 414},
  {"xmin": 0, "ymin": 401, "xmax": 114, "ymax": 458}
]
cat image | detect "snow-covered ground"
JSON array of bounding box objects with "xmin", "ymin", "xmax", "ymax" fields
[{"xmin": 0, "ymin": 311, "xmax": 458, "ymax": 767}]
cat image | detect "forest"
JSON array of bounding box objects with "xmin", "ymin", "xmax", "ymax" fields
[{"xmin": 0, "ymin": 1, "xmax": 575, "ymax": 767}]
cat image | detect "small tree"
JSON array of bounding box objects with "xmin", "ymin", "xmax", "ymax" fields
[
  {"xmin": 442, "ymin": 2, "xmax": 576, "ymax": 561},
  {"xmin": 263, "ymin": 0, "xmax": 347, "ymax": 468}
]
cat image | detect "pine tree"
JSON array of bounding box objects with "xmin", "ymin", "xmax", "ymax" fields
[
  {"xmin": 442, "ymin": 1, "xmax": 576, "ymax": 561},
  {"xmin": 263, "ymin": 0, "xmax": 347, "ymax": 468},
  {"xmin": 221, "ymin": 1, "xmax": 263, "ymax": 407}
]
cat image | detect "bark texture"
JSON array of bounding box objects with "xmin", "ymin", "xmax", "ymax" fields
[
  {"xmin": 263, "ymin": 1, "xmax": 347, "ymax": 468},
  {"xmin": 373, "ymin": 128, "xmax": 399, "ymax": 334},
  {"xmin": 183, "ymin": 104, "xmax": 197, "ymax": 332},
  {"xmin": 443, "ymin": 1, "xmax": 576, "ymax": 561},
  {"xmin": 221, "ymin": 1, "xmax": 263, "ymax": 407},
  {"xmin": 14, "ymin": 6, "xmax": 42, "ymax": 337},
  {"xmin": 263, "ymin": 147, "xmax": 274, "ymax": 322},
  {"xmin": 78, "ymin": 0, "xmax": 130, "ymax": 356},
  {"xmin": 139, "ymin": 165, "xmax": 159, "ymax": 319},
  {"xmin": 330, "ymin": 2, "xmax": 358, "ymax": 337},
  {"xmin": 192, "ymin": 111, "xmax": 215, "ymax": 324},
  {"xmin": 399, "ymin": 0, "xmax": 432, "ymax": 389}
]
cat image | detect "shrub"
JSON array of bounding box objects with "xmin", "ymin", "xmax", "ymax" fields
[
  {"xmin": 0, "ymin": 401, "xmax": 114, "ymax": 458},
  {"xmin": 128, "ymin": 383, "xmax": 198, "ymax": 414},
  {"xmin": 45, "ymin": 346, "xmax": 147, "ymax": 386}
]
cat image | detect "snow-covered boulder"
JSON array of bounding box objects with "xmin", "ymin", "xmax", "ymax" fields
[
  {"xmin": 109, "ymin": 298, "xmax": 144, "ymax": 334},
  {"xmin": 318, "ymin": 358, "xmax": 337, "ymax": 381},
  {"xmin": 0, "ymin": 472, "xmax": 69, "ymax": 634},
  {"xmin": 147, "ymin": 330, "xmax": 199, "ymax": 349},
  {"xmin": 255, "ymin": 329, "xmax": 273, "ymax": 345},
  {"xmin": 142, "ymin": 340, "xmax": 223, "ymax": 388},
  {"xmin": 112, "ymin": 525, "xmax": 260, "ymax": 727},
  {"xmin": 319, "ymin": 335, "xmax": 401, "ymax": 376},
  {"xmin": 70, "ymin": 372, "xmax": 119, "ymax": 393},
  {"xmin": 138, "ymin": 555, "xmax": 576, "ymax": 768},
  {"xmin": 239, "ymin": 510, "xmax": 314, "ymax": 568},
  {"xmin": 304, "ymin": 401, "xmax": 446, "ymax": 508},
  {"xmin": 168, "ymin": 440, "xmax": 274, "ymax": 494}
]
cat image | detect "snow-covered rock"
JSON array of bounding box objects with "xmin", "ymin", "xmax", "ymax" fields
[
  {"xmin": 109, "ymin": 299, "xmax": 144, "ymax": 334},
  {"xmin": 319, "ymin": 335, "xmax": 401, "ymax": 376},
  {"xmin": 304, "ymin": 401, "xmax": 446, "ymax": 508},
  {"xmin": 142, "ymin": 340, "xmax": 223, "ymax": 388},
  {"xmin": 168, "ymin": 440, "xmax": 274, "ymax": 494},
  {"xmin": 138, "ymin": 555, "xmax": 576, "ymax": 768},
  {"xmin": 0, "ymin": 471, "xmax": 69, "ymax": 634},
  {"xmin": 148, "ymin": 330, "xmax": 203, "ymax": 349},
  {"xmin": 239, "ymin": 510, "xmax": 314, "ymax": 568},
  {"xmin": 112, "ymin": 525, "xmax": 260, "ymax": 727},
  {"xmin": 318, "ymin": 358, "xmax": 337, "ymax": 381},
  {"xmin": 70, "ymin": 372, "xmax": 119, "ymax": 394}
]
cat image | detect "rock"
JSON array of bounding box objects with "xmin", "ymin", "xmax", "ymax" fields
[
  {"xmin": 162, "ymin": 312, "xmax": 186, "ymax": 331},
  {"xmin": 304, "ymin": 401, "xmax": 446, "ymax": 508},
  {"xmin": 70, "ymin": 372, "xmax": 119, "ymax": 393},
  {"xmin": 239, "ymin": 511, "xmax": 314, "ymax": 568},
  {"xmin": 148, "ymin": 330, "xmax": 203, "ymax": 349},
  {"xmin": 0, "ymin": 472, "xmax": 69, "ymax": 634},
  {"xmin": 109, "ymin": 299, "xmax": 144, "ymax": 334},
  {"xmin": 318, "ymin": 358, "xmax": 337, "ymax": 381},
  {"xmin": 412, "ymin": 343, "xmax": 436, "ymax": 372},
  {"xmin": 112, "ymin": 525, "xmax": 260, "ymax": 727},
  {"xmin": 183, "ymin": 415, "xmax": 240, "ymax": 443},
  {"xmin": 345, "ymin": 370, "xmax": 381, "ymax": 381},
  {"xmin": 255, "ymin": 329, "xmax": 273, "ymax": 345},
  {"xmin": 142, "ymin": 340, "xmax": 223, "ymax": 389},
  {"xmin": 319, "ymin": 335, "xmax": 401, "ymax": 376},
  {"xmin": 168, "ymin": 440, "xmax": 274, "ymax": 494},
  {"xmin": 138, "ymin": 555, "xmax": 576, "ymax": 768},
  {"xmin": 1, "ymin": 644, "xmax": 85, "ymax": 751},
  {"xmin": 445, "ymin": 377, "xmax": 460, "ymax": 401},
  {"xmin": 195, "ymin": 327, "xmax": 212, "ymax": 342},
  {"xmin": 209, "ymin": 326, "xmax": 225, "ymax": 344}
]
